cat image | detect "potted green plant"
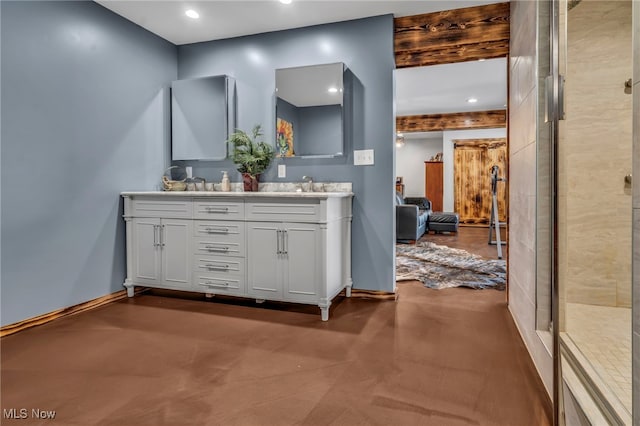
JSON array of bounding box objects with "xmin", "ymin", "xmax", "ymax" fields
[{"xmin": 228, "ymin": 124, "xmax": 275, "ymax": 191}]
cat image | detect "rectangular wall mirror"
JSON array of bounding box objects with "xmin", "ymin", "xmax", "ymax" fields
[
  {"xmin": 275, "ymin": 63, "xmax": 344, "ymax": 158},
  {"xmin": 171, "ymin": 75, "xmax": 236, "ymax": 161}
]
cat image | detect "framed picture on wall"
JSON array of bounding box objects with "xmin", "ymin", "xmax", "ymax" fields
[{"xmin": 276, "ymin": 117, "xmax": 294, "ymax": 157}]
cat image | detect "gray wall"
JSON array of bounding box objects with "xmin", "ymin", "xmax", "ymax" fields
[
  {"xmin": 176, "ymin": 16, "xmax": 397, "ymax": 293},
  {"xmin": 395, "ymin": 137, "xmax": 442, "ymax": 198},
  {"xmin": 0, "ymin": 1, "xmax": 177, "ymax": 326}
]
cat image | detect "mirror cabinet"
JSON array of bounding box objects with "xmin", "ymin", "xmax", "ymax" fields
[
  {"xmin": 171, "ymin": 75, "xmax": 236, "ymax": 161},
  {"xmin": 275, "ymin": 63, "xmax": 345, "ymax": 158}
]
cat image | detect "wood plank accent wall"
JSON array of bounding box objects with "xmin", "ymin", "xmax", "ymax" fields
[
  {"xmin": 396, "ymin": 110, "xmax": 506, "ymax": 133},
  {"xmin": 394, "ymin": 2, "xmax": 510, "ymax": 68}
]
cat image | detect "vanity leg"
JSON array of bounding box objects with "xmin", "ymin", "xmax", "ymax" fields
[
  {"xmin": 320, "ymin": 306, "xmax": 329, "ymax": 321},
  {"xmin": 256, "ymin": 299, "xmax": 265, "ymax": 304},
  {"xmin": 124, "ymin": 281, "xmax": 135, "ymax": 298},
  {"xmin": 319, "ymin": 300, "xmax": 331, "ymax": 321},
  {"xmin": 346, "ymin": 279, "xmax": 353, "ymax": 298}
]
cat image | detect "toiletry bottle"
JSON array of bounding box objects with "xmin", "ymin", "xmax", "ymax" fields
[
  {"xmin": 221, "ymin": 171, "xmax": 230, "ymax": 192},
  {"xmin": 185, "ymin": 166, "xmax": 196, "ymax": 191}
]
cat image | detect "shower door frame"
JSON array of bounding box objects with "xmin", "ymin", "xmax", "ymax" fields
[
  {"xmin": 549, "ymin": 0, "xmax": 639, "ymax": 423},
  {"xmin": 549, "ymin": 1, "xmax": 562, "ymax": 424}
]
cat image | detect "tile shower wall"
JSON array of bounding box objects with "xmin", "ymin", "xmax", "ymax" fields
[
  {"xmin": 508, "ymin": 0, "xmax": 553, "ymax": 396},
  {"xmin": 562, "ymin": 1, "xmax": 633, "ymax": 308}
]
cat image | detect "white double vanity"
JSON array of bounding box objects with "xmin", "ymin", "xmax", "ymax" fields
[{"xmin": 121, "ymin": 190, "xmax": 353, "ymax": 320}]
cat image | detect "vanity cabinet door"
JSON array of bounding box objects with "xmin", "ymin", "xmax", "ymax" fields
[
  {"xmin": 132, "ymin": 218, "xmax": 161, "ymax": 286},
  {"xmin": 282, "ymin": 223, "xmax": 320, "ymax": 303},
  {"xmin": 131, "ymin": 217, "xmax": 191, "ymax": 290},
  {"xmin": 160, "ymin": 219, "xmax": 192, "ymax": 289},
  {"xmin": 246, "ymin": 222, "xmax": 282, "ymax": 299},
  {"xmin": 246, "ymin": 221, "xmax": 320, "ymax": 303}
]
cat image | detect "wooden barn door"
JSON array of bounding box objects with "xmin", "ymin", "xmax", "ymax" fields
[{"xmin": 453, "ymin": 138, "xmax": 507, "ymax": 224}]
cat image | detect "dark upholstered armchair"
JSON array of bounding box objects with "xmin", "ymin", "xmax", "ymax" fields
[{"xmin": 395, "ymin": 192, "xmax": 432, "ymax": 242}]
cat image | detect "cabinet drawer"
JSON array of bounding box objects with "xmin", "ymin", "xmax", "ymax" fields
[
  {"xmin": 194, "ymin": 274, "xmax": 245, "ymax": 295},
  {"xmin": 131, "ymin": 198, "xmax": 192, "ymax": 218},
  {"xmin": 194, "ymin": 238, "xmax": 244, "ymax": 257},
  {"xmin": 193, "ymin": 221, "xmax": 244, "ymax": 242},
  {"xmin": 245, "ymin": 201, "xmax": 320, "ymax": 222},
  {"xmin": 194, "ymin": 256, "xmax": 245, "ymax": 275},
  {"xmin": 194, "ymin": 200, "xmax": 244, "ymax": 220}
]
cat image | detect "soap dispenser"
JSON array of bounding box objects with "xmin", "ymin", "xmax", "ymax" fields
[
  {"xmin": 185, "ymin": 166, "xmax": 196, "ymax": 191},
  {"xmin": 221, "ymin": 171, "xmax": 230, "ymax": 192}
]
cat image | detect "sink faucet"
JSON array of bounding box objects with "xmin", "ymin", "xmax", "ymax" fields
[{"xmin": 302, "ymin": 175, "xmax": 313, "ymax": 192}]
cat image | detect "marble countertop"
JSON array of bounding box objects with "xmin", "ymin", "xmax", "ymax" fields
[
  {"xmin": 121, "ymin": 191, "xmax": 353, "ymax": 199},
  {"xmin": 123, "ymin": 182, "xmax": 353, "ymax": 199}
]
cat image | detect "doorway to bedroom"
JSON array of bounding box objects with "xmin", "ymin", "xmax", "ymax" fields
[
  {"xmin": 393, "ymin": 59, "xmax": 509, "ymax": 290},
  {"xmin": 392, "ymin": 2, "xmax": 510, "ymax": 291}
]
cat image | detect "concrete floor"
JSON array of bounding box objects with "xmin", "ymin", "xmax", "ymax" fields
[{"xmin": 1, "ymin": 280, "xmax": 550, "ymax": 425}]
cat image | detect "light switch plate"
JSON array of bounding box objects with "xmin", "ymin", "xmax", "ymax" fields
[
  {"xmin": 278, "ymin": 164, "xmax": 286, "ymax": 178},
  {"xmin": 354, "ymin": 149, "xmax": 374, "ymax": 166}
]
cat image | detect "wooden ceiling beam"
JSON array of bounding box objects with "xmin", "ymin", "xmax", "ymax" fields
[
  {"xmin": 394, "ymin": 2, "xmax": 510, "ymax": 68},
  {"xmin": 396, "ymin": 110, "xmax": 506, "ymax": 133}
]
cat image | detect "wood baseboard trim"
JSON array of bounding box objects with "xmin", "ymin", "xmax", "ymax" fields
[
  {"xmin": 349, "ymin": 289, "xmax": 398, "ymax": 301},
  {"xmin": 0, "ymin": 288, "xmax": 147, "ymax": 338}
]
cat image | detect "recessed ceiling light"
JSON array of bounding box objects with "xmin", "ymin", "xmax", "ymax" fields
[
  {"xmin": 478, "ymin": 58, "xmax": 486, "ymax": 62},
  {"xmin": 467, "ymin": 98, "xmax": 478, "ymax": 103},
  {"xmin": 279, "ymin": 0, "xmax": 292, "ymax": 4},
  {"xmin": 328, "ymin": 87, "xmax": 338, "ymax": 93},
  {"xmin": 185, "ymin": 9, "xmax": 199, "ymax": 19},
  {"xmin": 397, "ymin": 133, "xmax": 403, "ymax": 137}
]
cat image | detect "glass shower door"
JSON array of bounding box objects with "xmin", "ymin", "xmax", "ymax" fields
[{"xmin": 557, "ymin": 0, "xmax": 634, "ymax": 423}]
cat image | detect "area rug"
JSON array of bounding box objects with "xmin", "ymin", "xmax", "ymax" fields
[{"xmin": 396, "ymin": 242, "xmax": 506, "ymax": 290}]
